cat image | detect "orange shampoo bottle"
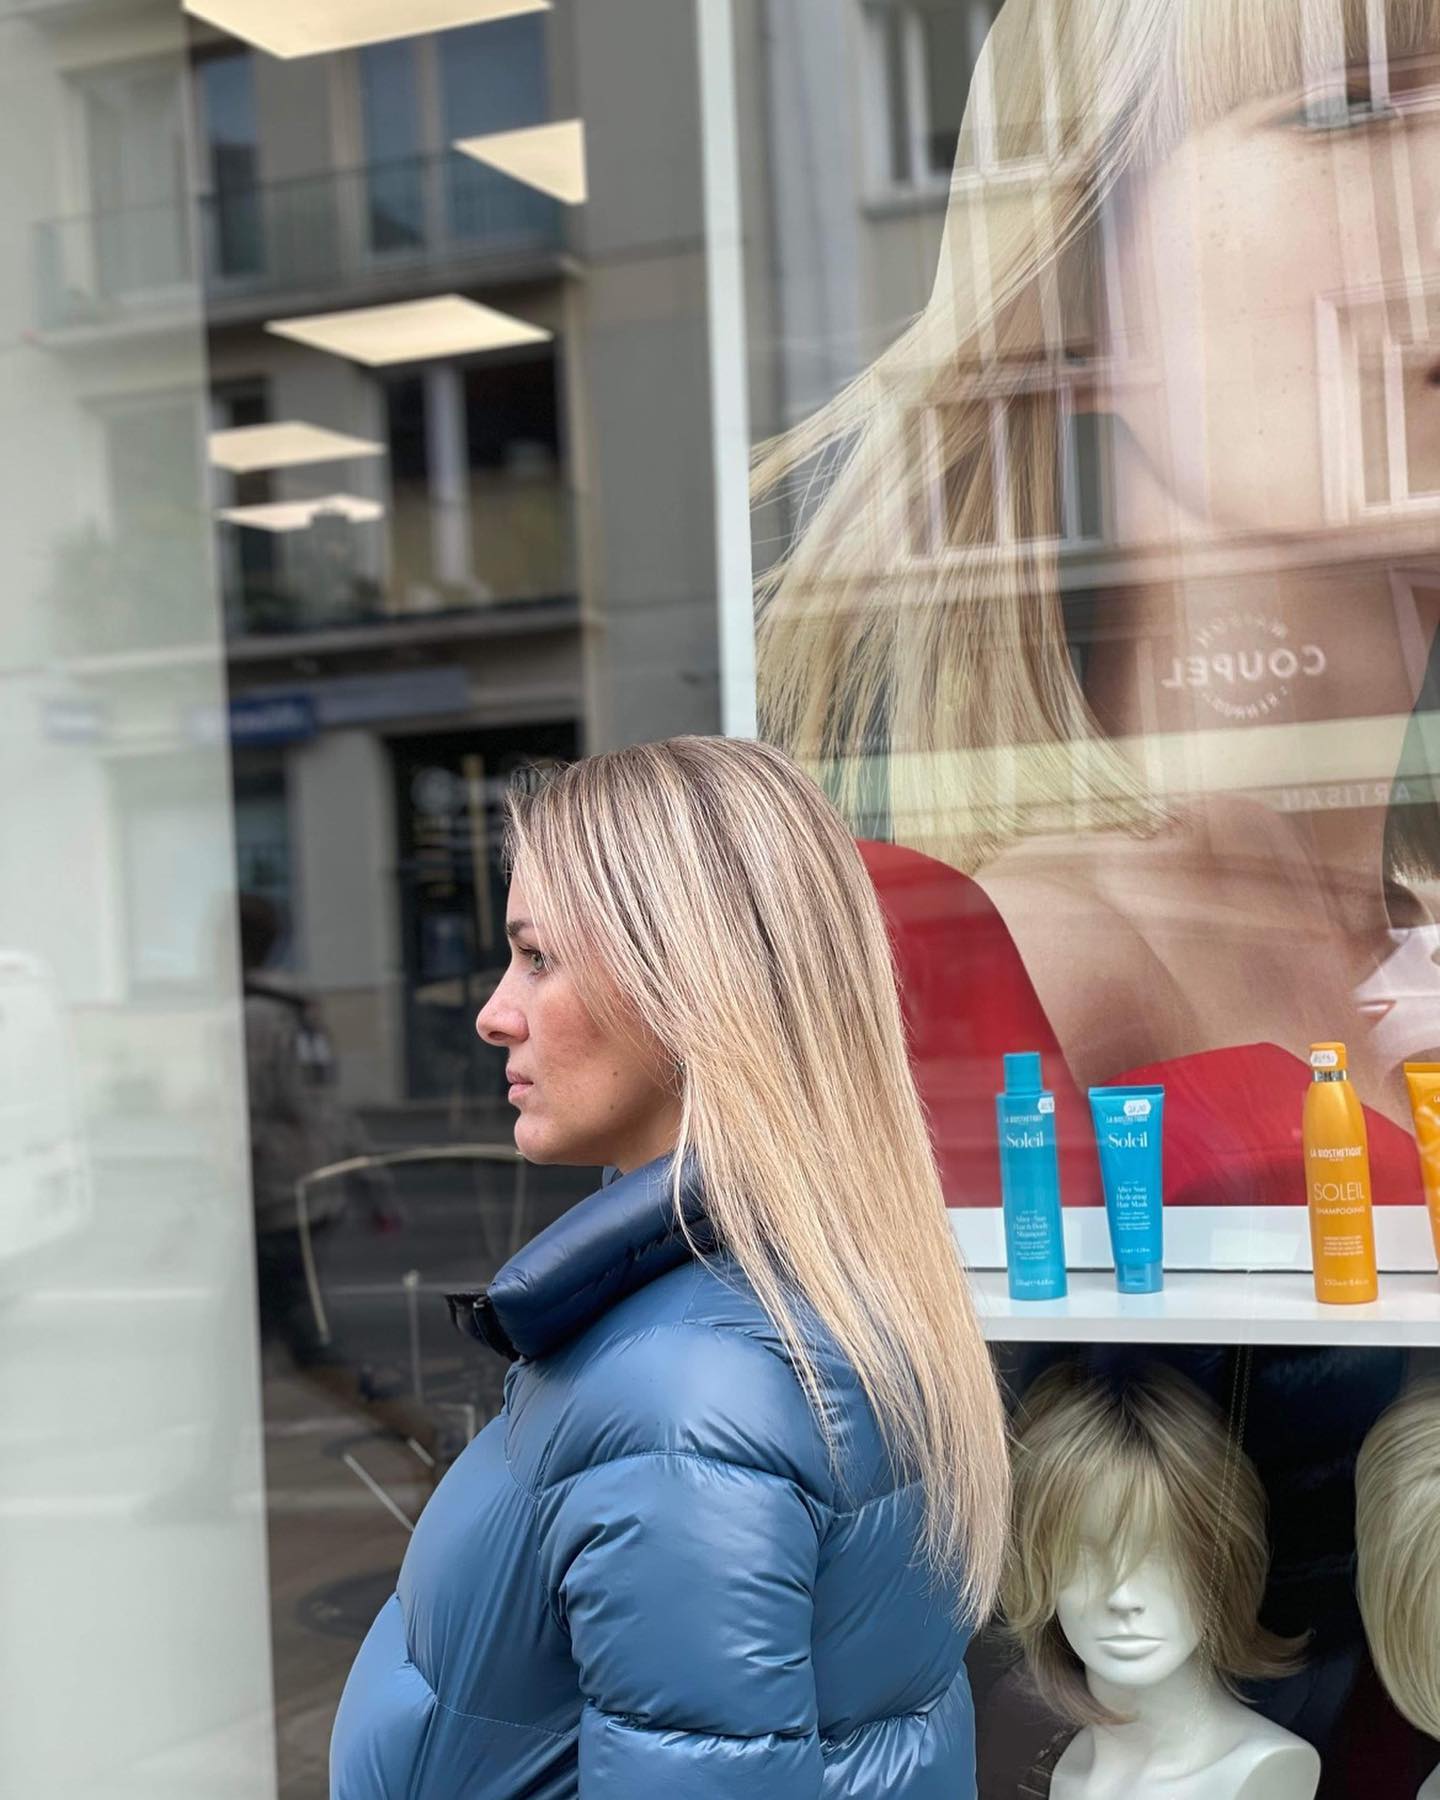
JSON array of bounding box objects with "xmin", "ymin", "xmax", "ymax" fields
[{"xmin": 1303, "ymin": 1042, "xmax": 1378, "ymax": 1305}]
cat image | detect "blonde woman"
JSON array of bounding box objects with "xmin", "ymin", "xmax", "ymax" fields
[
  {"xmin": 1005, "ymin": 1361, "xmax": 1316, "ymax": 1799},
  {"xmin": 754, "ymin": 0, "xmax": 1440, "ymax": 1219},
  {"xmin": 329, "ymin": 735, "xmax": 1009, "ymax": 1799}
]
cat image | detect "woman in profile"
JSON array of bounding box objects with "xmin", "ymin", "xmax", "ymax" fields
[{"xmin": 330, "ymin": 734, "xmax": 1008, "ymax": 1799}]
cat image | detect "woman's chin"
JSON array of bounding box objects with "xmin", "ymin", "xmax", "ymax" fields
[{"xmin": 513, "ymin": 1115, "xmax": 566, "ymax": 1165}]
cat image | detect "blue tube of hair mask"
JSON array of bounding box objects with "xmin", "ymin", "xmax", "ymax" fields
[{"xmin": 1087, "ymin": 1085, "xmax": 1165, "ymax": 1294}]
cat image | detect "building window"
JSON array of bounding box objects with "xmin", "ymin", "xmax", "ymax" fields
[
  {"xmin": 211, "ymin": 380, "xmax": 276, "ymax": 633},
  {"xmin": 360, "ymin": 37, "xmax": 425, "ymax": 253},
  {"xmin": 382, "ymin": 349, "xmax": 568, "ymax": 609},
  {"xmin": 905, "ymin": 386, "xmax": 1107, "ymax": 561},
  {"xmin": 1319, "ymin": 300, "xmax": 1440, "ymax": 522},
  {"xmin": 73, "ymin": 59, "xmax": 190, "ymax": 297},
  {"xmin": 440, "ymin": 13, "xmax": 549, "ymax": 242},
  {"xmin": 864, "ymin": 0, "xmax": 998, "ymax": 191},
  {"xmin": 193, "ymin": 46, "xmax": 261, "ymax": 279}
]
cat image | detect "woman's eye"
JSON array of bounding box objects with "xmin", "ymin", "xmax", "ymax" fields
[{"xmin": 524, "ymin": 948, "xmax": 547, "ymax": 973}]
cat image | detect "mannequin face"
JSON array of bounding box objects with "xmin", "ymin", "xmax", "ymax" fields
[{"xmin": 1055, "ymin": 1494, "xmax": 1203, "ymax": 1691}]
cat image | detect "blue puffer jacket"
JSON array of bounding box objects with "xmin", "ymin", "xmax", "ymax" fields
[{"xmin": 330, "ymin": 1152, "xmax": 977, "ymax": 1798}]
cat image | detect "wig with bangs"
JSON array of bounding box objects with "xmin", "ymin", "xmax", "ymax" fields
[
  {"xmin": 1355, "ymin": 1380, "xmax": 1440, "ymax": 1739},
  {"xmin": 753, "ymin": 0, "xmax": 1440, "ymax": 870},
  {"xmin": 1003, "ymin": 1361, "xmax": 1304, "ymax": 1724}
]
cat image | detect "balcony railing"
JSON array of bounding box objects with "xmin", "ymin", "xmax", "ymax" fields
[
  {"xmin": 219, "ymin": 478, "xmax": 579, "ymax": 642},
  {"xmin": 34, "ymin": 152, "xmax": 564, "ymax": 333}
]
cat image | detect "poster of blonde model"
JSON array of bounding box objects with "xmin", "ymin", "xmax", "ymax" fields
[{"xmin": 754, "ymin": 0, "xmax": 1440, "ymax": 1273}]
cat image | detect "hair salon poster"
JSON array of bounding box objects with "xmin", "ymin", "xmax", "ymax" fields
[{"xmin": 752, "ymin": 0, "xmax": 1440, "ymax": 1272}]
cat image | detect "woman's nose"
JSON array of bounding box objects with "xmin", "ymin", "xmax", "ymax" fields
[{"xmin": 476, "ymin": 978, "xmax": 524, "ymax": 1047}]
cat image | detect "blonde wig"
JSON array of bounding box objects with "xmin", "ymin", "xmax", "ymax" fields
[
  {"xmin": 1355, "ymin": 1380, "xmax": 1440, "ymax": 1739},
  {"xmin": 1003, "ymin": 1361, "xmax": 1303, "ymax": 1724},
  {"xmin": 502, "ymin": 735, "xmax": 1008, "ymax": 1624},
  {"xmin": 752, "ymin": 0, "xmax": 1440, "ymax": 872}
]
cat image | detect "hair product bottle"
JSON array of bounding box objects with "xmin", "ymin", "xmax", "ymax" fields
[
  {"xmin": 1403, "ymin": 1063, "xmax": 1440, "ymax": 1272},
  {"xmin": 1303, "ymin": 1043, "xmax": 1378, "ymax": 1305},
  {"xmin": 996, "ymin": 1052, "xmax": 1067, "ymax": 1301},
  {"xmin": 1087, "ymin": 1084, "xmax": 1165, "ymax": 1294}
]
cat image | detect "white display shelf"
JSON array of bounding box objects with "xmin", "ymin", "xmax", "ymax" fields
[{"xmin": 971, "ymin": 1268, "xmax": 1440, "ymax": 1346}]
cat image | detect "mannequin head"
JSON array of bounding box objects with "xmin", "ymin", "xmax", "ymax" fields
[
  {"xmin": 1052, "ymin": 1486, "xmax": 1203, "ymax": 1693},
  {"xmin": 1355, "ymin": 1380, "xmax": 1440, "ymax": 1741},
  {"xmin": 1004, "ymin": 1361, "xmax": 1302, "ymax": 1724}
]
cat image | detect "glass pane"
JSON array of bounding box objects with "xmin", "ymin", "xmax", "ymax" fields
[
  {"xmin": 360, "ymin": 39, "xmax": 424, "ymax": 253},
  {"xmin": 1, "ymin": 7, "xmax": 271, "ymax": 1793},
  {"xmin": 440, "ymin": 16, "xmax": 551, "ymax": 245},
  {"xmin": 198, "ymin": 49, "xmax": 263, "ymax": 277},
  {"xmin": 746, "ymin": 5, "xmax": 1440, "ymax": 1793}
]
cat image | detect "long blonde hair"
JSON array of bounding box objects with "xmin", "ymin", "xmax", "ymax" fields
[
  {"xmin": 1003, "ymin": 1361, "xmax": 1303, "ymax": 1724},
  {"xmin": 503, "ymin": 734, "xmax": 1008, "ymax": 1625},
  {"xmin": 752, "ymin": 0, "xmax": 1440, "ymax": 872}
]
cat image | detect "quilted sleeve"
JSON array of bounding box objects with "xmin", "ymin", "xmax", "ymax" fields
[{"xmin": 536, "ymin": 1447, "xmax": 827, "ymax": 1798}]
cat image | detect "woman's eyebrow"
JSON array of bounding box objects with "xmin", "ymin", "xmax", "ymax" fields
[{"xmin": 505, "ymin": 919, "xmax": 535, "ymax": 942}]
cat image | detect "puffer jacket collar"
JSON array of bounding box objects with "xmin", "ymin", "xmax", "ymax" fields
[{"xmin": 473, "ymin": 1149, "xmax": 713, "ymax": 1363}]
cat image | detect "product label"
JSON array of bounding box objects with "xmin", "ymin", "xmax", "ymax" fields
[
  {"xmin": 1011, "ymin": 1211, "xmax": 1052, "ymax": 1251},
  {"xmin": 1311, "ymin": 1049, "xmax": 1340, "ymax": 1070},
  {"xmin": 1310, "ymin": 1181, "xmax": 1367, "ymax": 1207},
  {"xmin": 1038, "ymin": 1096, "xmax": 1055, "ymax": 1115},
  {"xmin": 1122, "ymin": 1098, "xmax": 1152, "ymax": 1119},
  {"xmin": 1108, "ymin": 1182, "xmax": 1153, "ymax": 1238}
]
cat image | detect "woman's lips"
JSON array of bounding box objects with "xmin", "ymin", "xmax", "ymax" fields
[{"xmin": 508, "ymin": 1080, "xmax": 534, "ymax": 1103}]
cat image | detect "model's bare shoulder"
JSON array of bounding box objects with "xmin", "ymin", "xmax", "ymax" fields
[{"xmin": 974, "ymin": 831, "xmax": 1199, "ymax": 1079}]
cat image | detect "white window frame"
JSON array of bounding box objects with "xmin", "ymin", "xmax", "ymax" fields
[{"xmin": 861, "ymin": 0, "xmax": 1022, "ymax": 197}]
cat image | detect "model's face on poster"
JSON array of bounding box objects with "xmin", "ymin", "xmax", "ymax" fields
[
  {"xmin": 1112, "ymin": 53, "xmax": 1440, "ymax": 542},
  {"xmin": 1054, "ymin": 1495, "xmax": 1202, "ymax": 1691}
]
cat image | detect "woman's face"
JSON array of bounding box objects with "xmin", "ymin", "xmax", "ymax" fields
[
  {"xmin": 1054, "ymin": 1495, "xmax": 1202, "ymax": 1693},
  {"xmin": 1110, "ymin": 47, "xmax": 1440, "ymax": 540},
  {"xmin": 475, "ymin": 871, "xmax": 682, "ymax": 1172}
]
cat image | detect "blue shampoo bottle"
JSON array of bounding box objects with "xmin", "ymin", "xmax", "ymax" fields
[{"xmin": 996, "ymin": 1052, "xmax": 1068, "ymax": 1301}]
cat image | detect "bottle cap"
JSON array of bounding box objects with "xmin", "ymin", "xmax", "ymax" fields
[
  {"xmin": 1003, "ymin": 1051, "xmax": 1043, "ymax": 1096},
  {"xmin": 1310, "ymin": 1043, "xmax": 1347, "ymax": 1073},
  {"xmin": 1116, "ymin": 1260, "xmax": 1164, "ymax": 1295}
]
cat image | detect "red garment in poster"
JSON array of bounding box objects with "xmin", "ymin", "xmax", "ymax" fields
[{"xmin": 857, "ymin": 838, "xmax": 1420, "ymax": 1209}]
